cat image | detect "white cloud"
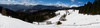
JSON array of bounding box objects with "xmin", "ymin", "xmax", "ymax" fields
[
  {"xmin": 54, "ymin": 1, "xmax": 70, "ymax": 7},
  {"xmin": 0, "ymin": 0, "xmax": 71, "ymax": 7},
  {"xmin": 45, "ymin": 1, "xmax": 70, "ymax": 7},
  {"xmin": 71, "ymin": 0, "xmax": 75, "ymax": 2},
  {"xmin": 8, "ymin": 0, "xmax": 11, "ymax": 1},
  {"xmin": 70, "ymin": 4, "xmax": 78, "ymax": 7},
  {"xmin": 0, "ymin": 0, "xmax": 5, "ymax": 1},
  {"xmin": 48, "ymin": 3, "xmax": 53, "ymax": 5},
  {"xmin": 78, "ymin": 2, "xmax": 83, "ymax": 3},
  {"xmin": 38, "ymin": 1, "xmax": 44, "ymax": 3},
  {"xmin": 71, "ymin": 0, "xmax": 75, "ymax": 3},
  {"xmin": 0, "ymin": 0, "xmax": 37, "ymax": 5},
  {"xmin": 12, "ymin": 0, "xmax": 15, "ymax": 2},
  {"xmin": 39, "ymin": 1, "xmax": 42, "ymax": 2}
]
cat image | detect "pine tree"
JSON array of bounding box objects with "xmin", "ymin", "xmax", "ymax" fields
[
  {"xmin": 2, "ymin": 7, "xmax": 7, "ymax": 16},
  {"xmin": 56, "ymin": 21, "xmax": 62, "ymax": 25},
  {"xmin": 96, "ymin": 0, "xmax": 100, "ymax": 14},
  {"xmin": 79, "ymin": 0, "xmax": 100, "ymax": 15},
  {"xmin": 86, "ymin": 1, "xmax": 92, "ymax": 14},
  {"xmin": 91, "ymin": 0, "xmax": 97, "ymax": 14},
  {"xmin": 36, "ymin": 15, "xmax": 46, "ymax": 25}
]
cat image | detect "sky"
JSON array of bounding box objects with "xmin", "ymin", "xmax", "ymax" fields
[{"xmin": 0, "ymin": 0, "xmax": 94, "ymax": 7}]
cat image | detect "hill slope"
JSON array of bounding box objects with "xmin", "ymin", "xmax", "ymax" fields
[
  {"xmin": 46, "ymin": 10, "xmax": 100, "ymax": 26},
  {"xmin": 1, "ymin": 10, "xmax": 100, "ymax": 28},
  {"xmin": 0, "ymin": 13, "xmax": 100, "ymax": 28}
]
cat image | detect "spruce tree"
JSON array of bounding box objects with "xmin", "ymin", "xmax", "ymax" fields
[
  {"xmin": 96, "ymin": 0, "xmax": 100, "ymax": 14},
  {"xmin": 86, "ymin": 1, "xmax": 92, "ymax": 14},
  {"xmin": 2, "ymin": 7, "xmax": 7, "ymax": 16},
  {"xmin": 91, "ymin": 0, "xmax": 97, "ymax": 14}
]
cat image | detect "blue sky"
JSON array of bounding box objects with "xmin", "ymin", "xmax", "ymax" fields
[{"xmin": 0, "ymin": 0, "xmax": 94, "ymax": 7}]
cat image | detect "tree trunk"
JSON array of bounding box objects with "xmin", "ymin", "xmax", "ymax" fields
[{"xmin": 38, "ymin": 22, "xmax": 40, "ymax": 25}]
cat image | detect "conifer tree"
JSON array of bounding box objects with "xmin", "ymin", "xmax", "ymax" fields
[
  {"xmin": 86, "ymin": 1, "xmax": 92, "ymax": 14},
  {"xmin": 91, "ymin": 0, "xmax": 97, "ymax": 14},
  {"xmin": 79, "ymin": 0, "xmax": 100, "ymax": 15},
  {"xmin": 2, "ymin": 7, "xmax": 7, "ymax": 16}
]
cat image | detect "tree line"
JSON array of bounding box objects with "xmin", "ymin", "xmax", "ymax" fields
[
  {"xmin": 79, "ymin": 0, "xmax": 100, "ymax": 15},
  {"xmin": 0, "ymin": 6, "xmax": 57, "ymax": 23}
]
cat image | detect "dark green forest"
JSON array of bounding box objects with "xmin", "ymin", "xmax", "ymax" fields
[
  {"xmin": 0, "ymin": 6, "xmax": 57, "ymax": 23},
  {"xmin": 79, "ymin": 0, "xmax": 100, "ymax": 15}
]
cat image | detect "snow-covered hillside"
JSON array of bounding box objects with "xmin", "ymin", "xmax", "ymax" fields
[
  {"xmin": 0, "ymin": 13, "xmax": 38, "ymax": 28},
  {"xmin": 46, "ymin": 10, "xmax": 100, "ymax": 26},
  {"xmin": 1, "ymin": 10, "xmax": 100, "ymax": 28}
]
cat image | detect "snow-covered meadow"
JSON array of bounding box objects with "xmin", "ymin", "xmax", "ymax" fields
[
  {"xmin": 0, "ymin": 9, "xmax": 100, "ymax": 28},
  {"xmin": 48, "ymin": 10, "xmax": 100, "ymax": 26}
]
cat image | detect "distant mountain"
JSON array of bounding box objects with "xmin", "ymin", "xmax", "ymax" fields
[
  {"xmin": 0, "ymin": 4, "xmax": 34, "ymax": 11},
  {"xmin": 16, "ymin": 9, "xmax": 25, "ymax": 12},
  {"xmin": 0, "ymin": 4, "xmax": 70, "ymax": 13},
  {"xmin": 28, "ymin": 5, "xmax": 68, "ymax": 10},
  {"xmin": 24, "ymin": 5, "xmax": 69, "ymax": 13}
]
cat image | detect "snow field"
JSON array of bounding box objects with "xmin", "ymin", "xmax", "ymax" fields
[
  {"xmin": 1, "ymin": 9, "xmax": 100, "ymax": 28},
  {"xmin": 47, "ymin": 10, "xmax": 100, "ymax": 26}
]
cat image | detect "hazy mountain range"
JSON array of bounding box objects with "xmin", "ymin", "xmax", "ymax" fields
[
  {"xmin": 0, "ymin": 4, "xmax": 73, "ymax": 13},
  {"xmin": 0, "ymin": 4, "xmax": 69, "ymax": 11},
  {"xmin": 0, "ymin": 4, "xmax": 34, "ymax": 11}
]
